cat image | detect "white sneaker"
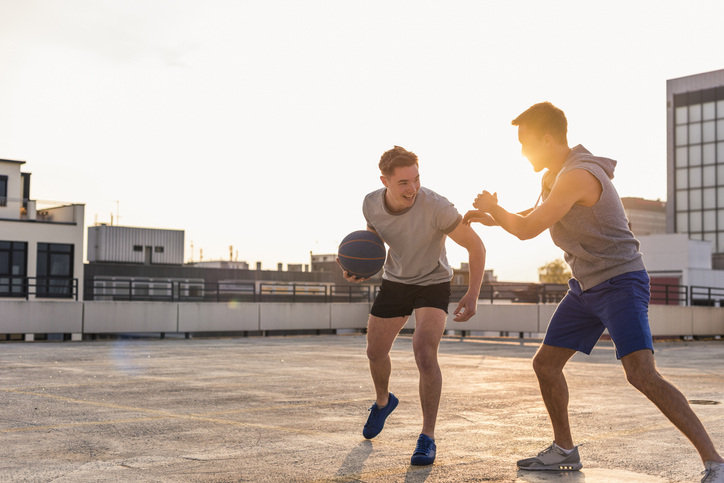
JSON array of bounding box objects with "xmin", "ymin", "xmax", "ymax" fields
[
  {"xmin": 702, "ymin": 461, "xmax": 724, "ymax": 483},
  {"xmin": 517, "ymin": 442, "xmax": 582, "ymax": 471}
]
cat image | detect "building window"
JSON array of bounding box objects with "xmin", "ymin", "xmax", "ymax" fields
[
  {"xmin": 154, "ymin": 246, "xmax": 164, "ymax": 253},
  {"xmin": 133, "ymin": 245, "xmax": 142, "ymax": 252},
  {"xmin": 0, "ymin": 175, "xmax": 7, "ymax": 207},
  {"xmin": 0, "ymin": 241, "xmax": 27, "ymax": 297},
  {"xmin": 673, "ymin": 86, "xmax": 724, "ymax": 250},
  {"xmin": 36, "ymin": 243, "xmax": 74, "ymax": 298}
]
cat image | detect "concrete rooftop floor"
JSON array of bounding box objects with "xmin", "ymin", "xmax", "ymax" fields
[{"xmin": 1, "ymin": 334, "xmax": 723, "ymax": 482}]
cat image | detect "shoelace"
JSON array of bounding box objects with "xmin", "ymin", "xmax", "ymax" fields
[
  {"xmin": 538, "ymin": 444, "xmax": 557, "ymax": 457},
  {"xmin": 364, "ymin": 404, "xmax": 379, "ymax": 427},
  {"xmin": 414, "ymin": 437, "xmax": 434, "ymax": 454}
]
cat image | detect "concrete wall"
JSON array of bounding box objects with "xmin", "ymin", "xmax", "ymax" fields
[
  {"xmin": 178, "ymin": 303, "xmax": 260, "ymax": 332},
  {"xmin": 451, "ymin": 304, "xmax": 540, "ymax": 333},
  {"xmin": 1, "ymin": 300, "xmax": 722, "ymax": 338},
  {"xmin": 0, "ymin": 300, "xmax": 83, "ymax": 334},
  {"xmin": 84, "ymin": 302, "xmax": 177, "ymax": 333}
]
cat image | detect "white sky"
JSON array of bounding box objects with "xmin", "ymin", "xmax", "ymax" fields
[{"xmin": 1, "ymin": 0, "xmax": 722, "ymax": 281}]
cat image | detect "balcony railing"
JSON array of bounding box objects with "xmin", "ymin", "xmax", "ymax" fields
[
  {"xmin": 0, "ymin": 197, "xmax": 80, "ymax": 224},
  {"xmin": 0, "ymin": 277, "xmax": 79, "ymax": 300}
]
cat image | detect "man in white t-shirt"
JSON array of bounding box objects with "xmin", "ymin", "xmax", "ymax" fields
[{"xmin": 339, "ymin": 145, "xmax": 486, "ymax": 465}]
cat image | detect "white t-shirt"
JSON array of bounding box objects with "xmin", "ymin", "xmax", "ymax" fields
[{"xmin": 363, "ymin": 186, "xmax": 461, "ymax": 286}]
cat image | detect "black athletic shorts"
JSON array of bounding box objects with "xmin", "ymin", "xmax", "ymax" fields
[{"xmin": 370, "ymin": 279, "xmax": 452, "ymax": 318}]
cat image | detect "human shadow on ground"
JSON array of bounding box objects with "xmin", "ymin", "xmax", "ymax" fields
[
  {"xmin": 402, "ymin": 463, "xmax": 433, "ymax": 483},
  {"xmin": 334, "ymin": 440, "xmax": 373, "ymax": 480}
]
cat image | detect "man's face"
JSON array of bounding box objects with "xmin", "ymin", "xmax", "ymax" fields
[
  {"xmin": 518, "ymin": 124, "xmax": 550, "ymax": 172},
  {"xmin": 381, "ymin": 164, "xmax": 420, "ymax": 212}
]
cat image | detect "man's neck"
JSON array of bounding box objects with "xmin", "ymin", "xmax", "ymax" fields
[
  {"xmin": 547, "ymin": 144, "xmax": 572, "ymax": 175},
  {"xmin": 384, "ymin": 189, "xmax": 405, "ymax": 213}
]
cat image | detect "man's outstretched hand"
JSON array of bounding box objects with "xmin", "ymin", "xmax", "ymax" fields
[{"xmin": 463, "ymin": 210, "xmax": 498, "ymax": 226}]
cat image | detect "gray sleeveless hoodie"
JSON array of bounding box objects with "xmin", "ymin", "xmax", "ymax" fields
[{"xmin": 541, "ymin": 145, "xmax": 646, "ymax": 291}]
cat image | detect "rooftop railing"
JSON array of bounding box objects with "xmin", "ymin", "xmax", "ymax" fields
[
  {"xmin": 82, "ymin": 280, "xmax": 724, "ymax": 307},
  {"xmin": 0, "ymin": 277, "xmax": 79, "ymax": 300},
  {"xmin": 0, "ymin": 198, "xmax": 80, "ymax": 224}
]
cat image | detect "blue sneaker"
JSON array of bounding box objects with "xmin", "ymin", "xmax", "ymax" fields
[
  {"xmin": 410, "ymin": 433, "xmax": 436, "ymax": 465},
  {"xmin": 362, "ymin": 393, "xmax": 398, "ymax": 439}
]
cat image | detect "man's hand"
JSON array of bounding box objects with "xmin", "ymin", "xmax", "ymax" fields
[
  {"xmin": 453, "ymin": 292, "xmax": 478, "ymax": 322},
  {"xmin": 463, "ymin": 210, "xmax": 499, "ymax": 226},
  {"xmin": 472, "ymin": 190, "xmax": 498, "ymax": 212},
  {"xmin": 336, "ymin": 258, "xmax": 370, "ymax": 283}
]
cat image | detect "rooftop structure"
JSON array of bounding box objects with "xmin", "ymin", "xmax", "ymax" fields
[{"xmin": 0, "ymin": 158, "xmax": 85, "ymax": 300}]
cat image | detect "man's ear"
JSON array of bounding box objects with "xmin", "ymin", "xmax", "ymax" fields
[
  {"xmin": 380, "ymin": 175, "xmax": 388, "ymax": 187},
  {"xmin": 542, "ymin": 133, "xmax": 555, "ymax": 146}
]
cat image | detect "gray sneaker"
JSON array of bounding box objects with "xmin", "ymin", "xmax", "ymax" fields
[
  {"xmin": 702, "ymin": 461, "xmax": 724, "ymax": 483},
  {"xmin": 517, "ymin": 442, "xmax": 582, "ymax": 471}
]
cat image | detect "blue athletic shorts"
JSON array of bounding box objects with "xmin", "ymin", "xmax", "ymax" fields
[{"xmin": 544, "ymin": 270, "xmax": 654, "ymax": 359}]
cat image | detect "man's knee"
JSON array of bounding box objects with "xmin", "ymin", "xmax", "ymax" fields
[
  {"xmin": 366, "ymin": 343, "xmax": 389, "ymax": 362},
  {"xmin": 532, "ymin": 353, "xmax": 556, "ymax": 379},
  {"xmin": 621, "ymin": 350, "xmax": 660, "ymax": 392},
  {"xmin": 413, "ymin": 345, "xmax": 439, "ymax": 373},
  {"xmin": 624, "ymin": 365, "xmax": 662, "ymax": 393},
  {"xmin": 532, "ymin": 347, "xmax": 570, "ymax": 380}
]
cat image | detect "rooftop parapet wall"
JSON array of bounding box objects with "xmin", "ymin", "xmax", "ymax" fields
[{"xmin": 1, "ymin": 301, "xmax": 721, "ymax": 339}]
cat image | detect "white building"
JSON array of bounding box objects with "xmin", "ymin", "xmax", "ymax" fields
[
  {"xmin": 0, "ymin": 158, "xmax": 85, "ymax": 300},
  {"xmin": 666, "ymin": 68, "xmax": 724, "ymax": 267},
  {"xmin": 639, "ymin": 233, "xmax": 724, "ymax": 305}
]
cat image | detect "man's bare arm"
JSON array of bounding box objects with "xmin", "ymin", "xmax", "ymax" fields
[
  {"xmin": 446, "ymin": 221, "xmax": 485, "ymax": 322},
  {"xmin": 471, "ymin": 169, "xmax": 602, "ymax": 240}
]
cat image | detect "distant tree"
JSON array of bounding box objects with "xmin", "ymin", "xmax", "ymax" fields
[{"xmin": 538, "ymin": 259, "xmax": 572, "ymax": 283}]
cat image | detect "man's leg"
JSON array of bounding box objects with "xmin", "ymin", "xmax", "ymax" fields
[
  {"xmin": 621, "ymin": 349, "xmax": 724, "ymax": 465},
  {"xmin": 366, "ymin": 314, "xmax": 408, "ymax": 406},
  {"xmin": 411, "ymin": 307, "xmax": 447, "ymax": 440},
  {"xmin": 532, "ymin": 343, "xmax": 578, "ymax": 449}
]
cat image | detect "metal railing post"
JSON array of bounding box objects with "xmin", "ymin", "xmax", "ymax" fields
[{"xmin": 665, "ymin": 285, "xmax": 669, "ymax": 305}]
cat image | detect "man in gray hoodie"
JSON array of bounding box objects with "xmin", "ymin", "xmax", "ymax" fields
[{"xmin": 463, "ymin": 102, "xmax": 724, "ymax": 481}]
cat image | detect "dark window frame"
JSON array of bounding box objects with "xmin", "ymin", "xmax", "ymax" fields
[
  {"xmin": 0, "ymin": 241, "xmax": 27, "ymax": 297},
  {"xmin": 36, "ymin": 242, "xmax": 74, "ymax": 299},
  {"xmin": 0, "ymin": 175, "xmax": 7, "ymax": 207}
]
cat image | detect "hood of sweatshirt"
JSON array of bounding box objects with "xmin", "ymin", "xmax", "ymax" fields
[{"xmin": 561, "ymin": 144, "xmax": 617, "ymax": 180}]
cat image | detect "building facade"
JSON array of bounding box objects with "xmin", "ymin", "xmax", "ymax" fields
[
  {"xmin": 667, "ymin": 68, "xmax": 724, "ymax": 268},
  {"xmin": 621, "ymin": 197, "xmax": 667, "ymax": 236},
  {"xmin": 88, "ymin": 225, "xmax": 184, "ymax": 265},
  {"xmin": 0, "ymin": 159, "xmax": 85, "ymax": 300}
]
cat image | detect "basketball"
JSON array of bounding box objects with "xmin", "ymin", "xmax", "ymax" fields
[{"xmin": 338, "ymin": 230, "xmax": 386, "ymax": 278}]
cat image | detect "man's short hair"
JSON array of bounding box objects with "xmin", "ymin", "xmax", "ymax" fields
[
  {"xmin": 512, "ymin": 102, "xmax": 568, "ymax": 145},
  {"xmin": 379, "ymin": 146, "xmax": 419, "ymax": 177}
]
